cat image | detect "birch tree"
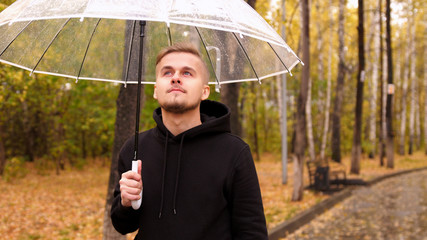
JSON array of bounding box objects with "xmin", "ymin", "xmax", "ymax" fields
[
  {"xmin": 399, "ymin": 18, "xmax": 411, "ymax": 155},
  {"xmin": 278, "ymin": 0, "xmax": 288, "ymax": 184},
  {"xmin": 306, "ymin": 70, "xmax": 315, "ymax": 161},
  {"xmin": 368, "ymin": 1, "xmax": 380, "ymax": 158},
  {"xmin": 408, "ymin": 11, "xmax": 416, "ymax": 155},
  {"xmin": 320, "ymin": 0, "xmax": 333, "ymax": 161}
]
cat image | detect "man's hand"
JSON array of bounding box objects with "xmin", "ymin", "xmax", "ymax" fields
[{"xmin": 119, "ymin": 160, "xmax": 142, "ymax": 207}]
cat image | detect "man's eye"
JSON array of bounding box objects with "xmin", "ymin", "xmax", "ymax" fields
[
  {"xmin": 164, "ymin": 71, "xmax": 172, "ymax": 76},
  {"xmin": 183, "ymin": 71, "xmax": 192, "ymax": 76}
]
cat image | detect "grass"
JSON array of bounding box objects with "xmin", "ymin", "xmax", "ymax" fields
[{"xmin": 0, "ymin": 152, "xmax": 426, "ymax": 239}]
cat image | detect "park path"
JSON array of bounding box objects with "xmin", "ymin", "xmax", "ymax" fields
[{"xmin": 285, "ymin": 169, "xmax": 427, "ymax": 240}]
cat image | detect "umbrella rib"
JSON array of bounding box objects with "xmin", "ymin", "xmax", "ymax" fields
[
  {"xmin": 232, "ymin": 32, "xmax": 260, "ymax": 84},
  {"xmin": 31, "ymin": 18, "xmax": 71, "ymax": 75},
  {"xmin": 167, "ymin": 24, "xmax": 173, "ymax": 46},
  {"xmin": 0, "ymin": 20, "xmax": 33, "ymax": 57},
  {"xmin": 124, "ymin": 20, "xmax": 137, "ymax": 87},
  {"xmin": 77, "ymin": 18, "xmax": 102, "ymax": 82},
  {"xmin": 195, "ymin": 27, "xmax": 220, "ymax": 86},
  {"xmin": 267, "ymin": 42, "xmax": 292, "ymax": 76}
]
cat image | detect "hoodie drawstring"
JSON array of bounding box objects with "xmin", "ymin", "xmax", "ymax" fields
[
  {"xmin": 158, "ymin": 132, "xmax": 169, "ymax": 219},
  {"xmin": 158, "ymin": 132, "xmax": 185, "ymax": 218},
  {"xmin": 172, "ymin": 134, "xmax": 185, "ymax": 215}
]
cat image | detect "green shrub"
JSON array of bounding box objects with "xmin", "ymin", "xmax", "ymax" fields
[{"xmin": 3, "ymin": 156, "xmax": 28, "ymax": 182}]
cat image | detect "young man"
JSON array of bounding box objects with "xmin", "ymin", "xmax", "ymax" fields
[{"xmin": 111, "ymin": 43, "xmax": 268, "ymax": 239}]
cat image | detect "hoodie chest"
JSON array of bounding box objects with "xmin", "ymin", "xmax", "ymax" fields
[{"xmin": 140, "ymin": 138, "xmax": 233, "ymax": 215}]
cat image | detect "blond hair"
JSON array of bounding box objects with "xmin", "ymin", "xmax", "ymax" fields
[{"xmin": 156, "ymin": 43, "xmax": 210, "ymax": 84}]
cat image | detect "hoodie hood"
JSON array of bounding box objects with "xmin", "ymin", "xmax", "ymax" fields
[{"xmin": 153, "ymin": 100, "xmax": 231, "ymax": 140}]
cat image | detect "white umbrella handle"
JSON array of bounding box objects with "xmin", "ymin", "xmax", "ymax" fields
[{"xmin": 131, "ymin": 160, "xmax": 142, "ymax": 210}]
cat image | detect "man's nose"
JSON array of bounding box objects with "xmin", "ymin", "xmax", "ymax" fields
[{"xmin": 171, "ymin": 72, "xmax": 181, "ymax": 84}]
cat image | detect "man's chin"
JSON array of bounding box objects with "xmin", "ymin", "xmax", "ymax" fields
[{"xmin": 160, "ymin": 101, "xmax": 200, "ymax": 114}]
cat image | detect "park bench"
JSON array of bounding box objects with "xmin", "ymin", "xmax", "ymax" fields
[{"xmin": 306, "ymin": 157, "xmax": 347, "ymax": 190}]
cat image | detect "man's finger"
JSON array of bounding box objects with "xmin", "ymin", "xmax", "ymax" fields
[{"xmin": 122, "ymin": 171, "xmax": 141, "ymax": 181}]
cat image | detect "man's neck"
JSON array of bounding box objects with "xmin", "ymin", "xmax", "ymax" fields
[{"xmin": 161, "ymin": 107, "xmax": 202, "ymax": 136}]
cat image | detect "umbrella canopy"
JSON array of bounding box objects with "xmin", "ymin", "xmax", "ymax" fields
[{"xmin": 0, "ymin": 0, "xmax": 301, "ymax": 86}]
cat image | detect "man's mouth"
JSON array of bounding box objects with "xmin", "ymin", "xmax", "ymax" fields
[{"xmin": 167, "ymin": 87, "xmax": 186, "ymax": 93}]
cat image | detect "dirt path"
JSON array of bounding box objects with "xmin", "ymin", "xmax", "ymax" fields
[{"xmin": 285, "ymin": 169, "xmax": 427, "ymax": 240}]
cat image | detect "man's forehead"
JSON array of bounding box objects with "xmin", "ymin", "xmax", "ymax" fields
[{"xmin": 157, "ymin": 52, "xmax": 202, "ymax": 67}]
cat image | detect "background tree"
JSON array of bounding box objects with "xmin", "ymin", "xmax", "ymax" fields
[
  {"xmin": 219, "ymin": 0, "xmax": 259, "ymax": 137},
  {"xmin": 319, "ymin": 0, "xmax": 333, "ymax": 161},
  {"xmin": 350, "ymin": 0, "xmax": 366, "ymax": 174},
  {"xmin": 368, "ymin": 0, "xmax": 380, "ymax": 159},
  {"xmin": 399, "ymin": 15, "xmax": 410, "ymax": 155},
  {"xmin": 378, "ymin": 0, "xmax": 386, "ymax": 166},
  {"xmin": 292, "ymin": 0, "xmax": 309, "ymax": 201},
  {"xmin": 408, "ymin": 5, "xmax": 416, "ymax": 155},
  {"xmin": 385, "ymin": 0, "xmax": 394, "ymax": 168},
  {"xmin": 331, "ymin": 0, "xmax": 347, "ymax": 163}
]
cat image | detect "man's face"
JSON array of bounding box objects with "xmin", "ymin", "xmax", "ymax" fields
[{"xmin": 154, "ymin": 52, "xmax": 210, "ymax": 114}]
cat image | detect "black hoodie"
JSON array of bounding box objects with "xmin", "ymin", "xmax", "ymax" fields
[{"xmin": 111, "ymin": 100, "xmax": 268, "ymax": 240}]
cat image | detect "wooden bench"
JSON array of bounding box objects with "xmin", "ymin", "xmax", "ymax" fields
[{"xmin": 306, "ymin": 158, "xmax": 346, "ymax": 190}]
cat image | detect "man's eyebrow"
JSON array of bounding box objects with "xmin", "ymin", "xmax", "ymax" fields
[
  {"xmin": 160, "ymin": 65, "xmax": 196, "ymax": 73},
  {"xmin": 181, "ymin": 66, "xmax": 196, "ymax": 72},
  {"xmin": 160, "ymin": 65, "xmax": 173, "ymax": 71}
]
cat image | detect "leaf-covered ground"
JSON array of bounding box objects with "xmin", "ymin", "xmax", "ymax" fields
[
  {"xmin": 285, "ymin": 169, "xmax": 427, "ymax": 240},
  {"xmin": 1, "ymin": 153, "xmax": 426, "ymax": 239}
]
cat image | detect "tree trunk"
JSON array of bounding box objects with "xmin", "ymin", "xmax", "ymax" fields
[
  {"xmin": 351, "ymin": 0, "xmax": 365, "ymax": 175},
  {"xmin": 378, "ymin": 0, "xmax": 385, "ymax": 166},
  {"xmin": 408, "ymin": 14, "xmax": 416, "ymax": 155},
  {"xmin": 415, "ymin": 103, "xmax": 420, "ymax": 149},
  {"xmin": 220, "ymin": 83, "xmax": 242, "ymax": 136},
  {"xmin": 399, "ymin": 20, "xmax": 410, "ymax": 155},
  {"xmin": 250, "ymin": 83, "xmax": 261, "ymax": 162},
  {"xmin": 102, "ymin": 21, "xmax": 144, "ymax": 240},
  {"xmin": 81, "ymin": 130, "xmax": 87, "ymax": 159},
  {"xmin": 21, "ymin": 98, "xmax": 35, "ymax": 162},
  {"xmin": 306, "ymin": 74, "xmax": 315, "ymax": 161},
  {"xmin": 385, "ymin": 0, "xmax": 394, "ymax": 168},
  {"xmin": 278, "ymin": 0, "xmax": 288, "ymax": 185},
  {"xmin": 219, "ymin": 31, "xmax": 244, "ymax": 137},
  {"xmin": 320, "ymin": 0, "xmax": 333, "ymax": 161},
  {"xmin": 315, "ymin": 0, "xmax": 325, "ymax": 117},
  {"xmin": 368, "ymin": 2, "xmax": 380, "ymax": 159},
  {"xmin": 331, "ymin": 0, "xmax": 346, "ymax": 163},
  {"xmin": 220, "ymin": 0, "xmax": 257, "ymax": 137},
  {"xmin": 292, "ymin": 0, "xmax": 309, "ymax": 202}
]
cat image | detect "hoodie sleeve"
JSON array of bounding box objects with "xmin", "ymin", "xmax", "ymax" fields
[
  {"xmin": 110, "ymin": 141, "xmax": 142, "ymax": 235},
  {"xmin": 229, "ymin": 145, "xmax": 268, "ymax": 240}
]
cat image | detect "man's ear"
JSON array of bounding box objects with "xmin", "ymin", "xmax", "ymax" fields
[
  {"xmin": 153, "ymin": 85, "xmax": 158, "ymax": 99},
  {"xmin": 201, "ymin": 85, "xmax": 210, "ymax": 100}
]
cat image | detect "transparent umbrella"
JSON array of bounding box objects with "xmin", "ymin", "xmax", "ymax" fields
[
  {"xmin": 0, "ymin": 0, "xmax": 302, "ymax": 209},
  {"xmin": 0, "ymin": 0, "xmax": 301, "ymax": 85}
]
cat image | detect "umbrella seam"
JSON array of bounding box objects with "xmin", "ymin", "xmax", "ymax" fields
[
  {"xmin": 195, "ymin": 26, "xmax": 220, "ymax": 86},
  {"xmin": 77, "ymin": 18, "xmax": 101, "ymax": 82},
  {"xmin": 232, "ymin": 32, "xmax": 260, "ymax": 84},
  {"xmin": 124, "ymin": 20, "xmax": 137, "ymax": 87}
]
